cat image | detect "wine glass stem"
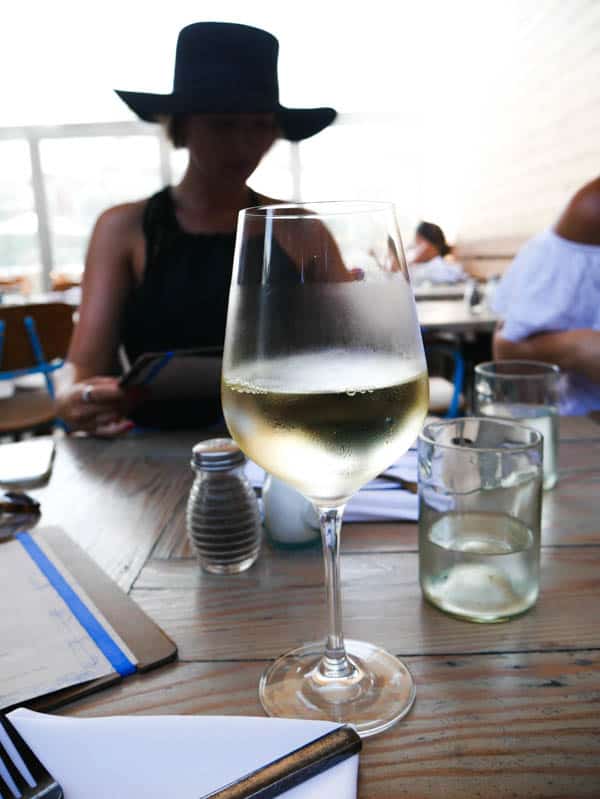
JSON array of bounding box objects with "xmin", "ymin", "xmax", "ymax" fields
[{"xmin": 318, "ymin": 505, "xmax": 355, "ymax": 680}]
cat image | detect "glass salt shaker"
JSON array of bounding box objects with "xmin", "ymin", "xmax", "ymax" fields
[{"xmin": 186, "ymin": 438, "xmax": 262, "ymax": 574}]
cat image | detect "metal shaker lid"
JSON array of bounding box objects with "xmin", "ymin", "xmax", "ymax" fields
[{"xmin": 191, "ymin": 438, "xmax": 246, "ymax": 471}]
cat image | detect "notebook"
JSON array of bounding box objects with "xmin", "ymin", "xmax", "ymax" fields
[
  {"xmin": 0, "ymin": 526, "xmax": 176, "ymax": 712},
  {"xmin": 119, "ymin": 347, "xmax": 222, "ymax": 401}
]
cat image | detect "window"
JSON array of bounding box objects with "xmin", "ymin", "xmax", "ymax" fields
[
  {"xmin": 0, "ymin": 140, "xmax": 38, "ymax": 280},
  {"xmin": 0, "ymin": 116, "xmax": 422, "ymax": 292},
  {"xmin": 42, "ymin": 136, "xmax": 163, "ymax": 275}
]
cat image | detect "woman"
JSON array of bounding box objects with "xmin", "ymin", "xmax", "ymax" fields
[
  {"xmin": 57, "ymin": 22, "xmax": 337, "ymax": 434},
  {"xmin": 408, "ymin": 221, "xmax": 465, "ymax": 286},
  {"xmin": 492, "ymin": 176, "xmax": 600, "ymax": 414}
]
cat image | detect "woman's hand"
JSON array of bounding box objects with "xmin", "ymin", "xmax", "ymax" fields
[
  {"xmin": 57, "ymin": 376, "xmax": 135, "ymax": 437},
  {"xmin": 493, "ymin": 328, "xmax": 600, "ymax": 383}
]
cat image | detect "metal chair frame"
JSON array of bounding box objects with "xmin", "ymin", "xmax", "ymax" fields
[
  {"xmin": 0, "ymin": 316, "xmax": 63, "ymax": 399},
  {"xmin": 425, "ymin": 343, "xmax": 465, "ymax": 418}
]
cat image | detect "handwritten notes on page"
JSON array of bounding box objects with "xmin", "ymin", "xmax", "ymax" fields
[{"xmin": 0, "ymin": 535, "xmax": 135, "ymax": 710}]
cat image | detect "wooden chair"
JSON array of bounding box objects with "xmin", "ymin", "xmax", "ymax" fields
[
  {"xmin": 0, "ymin": 303, "xmax": 74, "ymax": 437},
  {"xmin": 51, "ymin": 272, "xmax": 82, "ymax": 292},
  {"xmin": 0, "ymin": 275, "xmax": 32, "ymax": 301}
]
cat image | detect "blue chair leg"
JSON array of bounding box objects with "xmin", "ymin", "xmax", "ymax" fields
[
  {"xmin": 445, "ymin": 350, "xmax": 465, "ymax": 418},
  {"xmin": 24, "ymin": 316, "xmax": 55, "ymax": 399}
]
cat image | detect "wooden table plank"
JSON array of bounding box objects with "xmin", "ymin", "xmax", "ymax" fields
[
  {"xmin": 12, "ymin": 427, "xmax": 596, "ymax": 585},
  {"xmin": 29, "ymin": 438, "xmax": 192, "ymax": 591},
  {"xmin": 149, "ymin": 426, "xmax": 600, "ymax": 559},
  {"xmin": 558, "ymin": 439, "xmax": 600, "ymax": 472},
  {"xmin": 559, "ymin": 414, "xmax": 600, "ymax": 440},
  {"xmin": 358, "ymin": 650, "xmax": 600, "ymax": 799},
  {"xmin": 151, "ymin": 464, "xmax": 600, "ymax": 560},
  {"xmin": 131, "ymin": 547, "xmax": 600, "ymax": 660},
  {"xmin": 540, "ymin": 471, "xmax": 600, "ymax": 545},
  {"xmin": 342, "ymin": 469, "xmax": 600, "ymax": 552},
  {"xmin": 59, "ymin": 651, "xmax": 600, "ymax": 799}
]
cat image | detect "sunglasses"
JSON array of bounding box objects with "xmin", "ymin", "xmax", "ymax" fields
[{"xmin": 0, "ymin": 491, "xmax": 41, "ymax": 517}]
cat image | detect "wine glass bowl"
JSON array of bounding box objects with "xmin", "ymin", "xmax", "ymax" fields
[{"xmin": 222, "ymin": 201, "xmax": 428, "ymax": 736}]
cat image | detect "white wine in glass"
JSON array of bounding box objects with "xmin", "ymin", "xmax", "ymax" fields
[{"xmin": 222, "ymin": 202, "xmax": 428, "ymax": 737}]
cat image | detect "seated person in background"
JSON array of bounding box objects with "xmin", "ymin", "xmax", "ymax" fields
[
  {"xmin": 407, "ymin": 221, "xmax": 465, "ymax": 286},
  {"xmin": 56, "ymin": 22, "xmax": 337, "ymax": 435},
  {"xmin": 492, "ymin": 176, "xmax": 600, "ymax": 414}
]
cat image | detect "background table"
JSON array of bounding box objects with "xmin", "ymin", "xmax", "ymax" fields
[
  {"xmin": 25, "ymin": 415, "xmax": 600, "ymax": 798},
  {"xmin": 413, "ymin": 284, "xmax": 467, "ymax": 302},
  {"xmin": 417, "ymin": 299, "xmax": 497, "ymax": 334}
]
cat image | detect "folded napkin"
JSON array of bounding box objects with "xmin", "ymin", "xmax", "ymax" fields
[
  {"xmin": 345, "ymin": 487, "xmax": 418, "ymax": 522},
  {"xmin": 247, "ymin": 449, "xmax": 419, "ymax": 523},
  {"xmin": 379, "ymin": 449, "xmax": 418, "ymax": 483},
  {"xmin": 6, "ymin": 708, "xmax": 359, "ymax": 799},
  {"xmin": 346, "ymin": 449, "xmax": 419, "ymax": 521}
]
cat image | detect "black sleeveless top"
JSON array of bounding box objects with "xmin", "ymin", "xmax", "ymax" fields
[
  {"xmin": 121, "ymin": 187, "xmax": 249, "ymax": 361},
  {"xmin": 120, "ymin": 187, "xmax": 298, "ymax": 429},
  {"xmin": 120, "ymin": 187, "xmax": 251, "ymax": 428}
]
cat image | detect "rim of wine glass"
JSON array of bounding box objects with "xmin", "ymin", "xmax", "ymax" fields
[
  {"xmin": 242, "ymin": 200, "xmax": 396, "ymax": 218},
  {"xmin": 419, "ymin": 416, "xmax": 543, "ymax": 453},
  {"xmin": 475, "ymin": 360, "xmax": 561, "ymax": 380}
]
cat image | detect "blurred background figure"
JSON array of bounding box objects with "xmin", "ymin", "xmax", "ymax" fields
[
  {"xmin": 55, "ymin": 21, "xmax": 336, "ymax": 435},
  {"xmin": 492, "ymin": 176, "xmax": 600, "ymax": 414},
  {"xmin": 408, "ymin": 221, "xmax": 465, "ymax": 286}
]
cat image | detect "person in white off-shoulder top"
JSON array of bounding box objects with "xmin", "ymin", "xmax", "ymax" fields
[{"xmin": 492, "ymin": 176, "xmax": 600, "ymax": 415}]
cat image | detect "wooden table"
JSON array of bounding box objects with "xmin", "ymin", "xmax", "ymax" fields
[{"xmin": 26, "ymin": 415, "xmax": 600, "ymax": 798}]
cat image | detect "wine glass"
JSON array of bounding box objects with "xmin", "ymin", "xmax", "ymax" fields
[{"xmin": 221, "ymin": 201, "xmax": 428, "ymax": 737}]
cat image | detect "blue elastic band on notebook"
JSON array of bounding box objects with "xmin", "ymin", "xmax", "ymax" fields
[{"xmin": 16, "ymin": 532, "xmax": 136, "ymax": 677}]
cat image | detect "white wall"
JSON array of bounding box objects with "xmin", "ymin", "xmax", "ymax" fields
[{"xmin": 454, "ymin": 1, "xmax": 600, "ymax": 252}]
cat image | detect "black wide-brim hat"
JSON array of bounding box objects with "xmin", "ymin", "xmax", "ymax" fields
[{"xmin": 115, "ymin": 22, "xmax": 336, "ymax": 142}]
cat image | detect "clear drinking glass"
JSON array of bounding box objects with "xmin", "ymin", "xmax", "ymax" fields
[
  {"xmin": 474, "ymin": 360, "xmax": 561, "ymax": 490},
  {"xmin": 418, "ymin": 418, "xmax": 543, "ymax": 623},
  {"xmin": 221, "ymin": 201, "xmax": 428, "ymax": 737}
]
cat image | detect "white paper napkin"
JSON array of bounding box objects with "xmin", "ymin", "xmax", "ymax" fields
[
  {"xmin": 247, "ymin": 449, "xmax": 419, "ymax": 523},
  {"xmin": 6, "ymin": 708, "xmax": 359, "ymax": 799},
  {"xmin": 379, "ymin": 449, "xmax": 418, "ymax": 483},
  {"xmin": 345, "ymin": 487, "xmax": 418, "ymax": 522}
]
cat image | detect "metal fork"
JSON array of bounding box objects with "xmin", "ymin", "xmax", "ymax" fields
[{"xmin": 0, "ymin": 714, "xmax": 63, "ymax": 798}]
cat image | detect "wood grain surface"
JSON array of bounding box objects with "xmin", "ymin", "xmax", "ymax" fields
[
  {"xmin": 31, "ymin": 437, "xmax": 193, "ymax": 590},
  {"xmin": 22, "ymin": 418, "xmax": 600, "ymax": 798},
  {"xmin": 60, "ymin": 652, "xmax": 600, "ymax": 799},
  {"xmin": 131, "ymin": 548, "xmax": 599, "ymax": 660}
]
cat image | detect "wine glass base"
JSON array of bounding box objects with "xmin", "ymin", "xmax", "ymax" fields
[{"xmin": 259, "ymin": 638, "xmax": 416, "ymax": 738}]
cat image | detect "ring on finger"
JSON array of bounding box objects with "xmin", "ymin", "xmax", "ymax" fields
[{"xmin": 81, "ymin": 384, "xmax": 94, "ymax": 403}]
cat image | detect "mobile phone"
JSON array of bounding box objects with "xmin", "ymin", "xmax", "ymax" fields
[{"xmin": 0, "ymin": 438, "xmax": 55, "ymax": 485}]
